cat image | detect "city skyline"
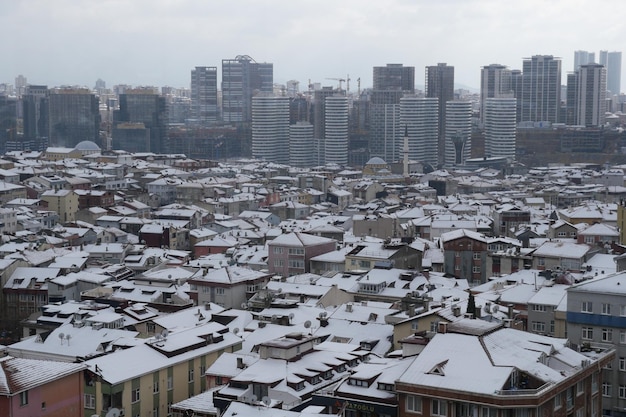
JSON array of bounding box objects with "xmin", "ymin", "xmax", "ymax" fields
[{"xmin": 2, "ymin": 0, "xmax": 626, "ymax": 91}]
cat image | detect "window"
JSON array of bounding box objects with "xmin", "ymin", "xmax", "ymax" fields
[
  {"xmin": 602, "ymin": 382, "xmax": 611, "ymax": 397},
  {"xmin": 273, "ymin": 259, "xmax": 284, "ymax": 267},
  {"xmin": 19, "ymin": 390, "xmax": 28, "ymax": 406},
  {"xmin": 153, "ymin": 409, "xmax": 159, "ymax": 417},
  {"xmin": 602, "ymin": 328, "xmax": 613, "ymax": 342},
  {"xmin": 85, "ymin": 394, "xmax": 96, "ymax": 409},
  {"xmin": 167, "ymin": 376, "xmax": 173, "ymax": 391},
  {"xmin": 554, "ymin": 392, "xmax": 562, "ymax": 409},
  {"xmin": 432, "ymin": 399, "xmax": 447, "ymax": 416},
  {"xmin": 577, "ymin": 380, "xmax": 584, "ymax": 395},
  {"xmin": 473, "ymin": 252, "xmax": 481, "ymax": 260},
  {"xmin": 406, "ymin": 395, "xmax": 422, "ymax": 413},
  {"xmin": 621, "ymin": 331, "xmax": 626, "ymax": 344},
  {"xmin": 537, "ymin": 257, "xmax": 545, "ymax": 266},
  {"xmin": 153, "ymin": 380, "xmax": 159, "ymax": 394},
  {"xmin": 592, "ymin": 372, "xmax": 599, "ymax": 393},
  {"xmin": 602, "ymin": 303, "xmax": 611, "ymax": 315},
  {"xmin": 272, "ymin": 247, "xmax": 283, "ymax": 254},
  {"xmin": 472, "ymin": 266, "xmax": 481, "ymax": 274},
  {"xmin": 288, "ymin": 248, "xmax": 304, "ymax": 255},
  {"xmin": 531, "ymin": 321, "xmax": 545, "ymax": 333},
  {"xmin": 215, "ymin": 288, "xmax": 225, "ymax": 295},
  {"xmin": 288, "ymin": 259, "xmax": 304, "ymax": 268},
  {"xmin": 533, "ymin": 304, "xmax": 547, "ymax": 312},
  {"xmin": 621, "ymin": 305, "xmax": 626, "ymax": 316},
  {"xmin": 131, "ymin": 387, "xmax": 140, "ymax": 403},
  {"xmin": 620, "ymin": 357, "xmax": 626, "ymax": 371},
  {"xmin": 582, "ymin": 327, "xmax": 593, "ymax": 340},
  {"xmin": 582, "ymin": 301, "xmax": 592, "ymax": 313},
  {"xmin": 188, "ymin": 369, "xmax": 194, "ymax": 382},
  {"xmin": 620, "ymin": 385, "xmax": 626, "ymax": 399}
]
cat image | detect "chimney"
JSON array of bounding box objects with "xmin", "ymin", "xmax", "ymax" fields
[
  {"xmin": 507, "ymin": 304, "xmax": 514, "ymax": 319},
  {"xmin": 237, "ymin": 357, "xmax": 245, "ymax": 369},
  {"xmin": 346, "ymin": 303, "xmax": 353, "ymax": 313},
  {"xmin": 438, "ymin": 322, "xmax": 447, "ymax": 334}
]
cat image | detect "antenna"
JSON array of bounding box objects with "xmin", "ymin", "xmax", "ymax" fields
[
  {"xmin": 66, "ymin": 334, "xmax": 71, "ymax": 346},
  {"xmin": 58, "ymin": 332, "xmax": 65, "ymax": 345}
]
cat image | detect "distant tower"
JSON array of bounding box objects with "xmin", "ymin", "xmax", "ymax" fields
[
  {"xmin": 22, "ymin": 85, "xmax": 49, "ymax": 142},
  {"xmin": 567, "ymin": 63, "xmax": 607, "ymax": 127},
  {"xmin": 289, "ymin": 121, "xmax": 315, "ymax": 168},
  {"xmin": 574, "ymin": 50, "xmax": 595, "ymax": 70},
  {"xmin": 607, "ymin": 51, "xmax": 622, "ymax": 95},
  {"xmin": 221, "ymin": 55, "xmax": 273, "ymax": 123},
  {"xmin": 444, "ymin": 101, "xmax": 472, "ymax": 166},
  {"xmin": 190, "ymin": 66, "xmax": 218, "ymax": 125},
  {"xmin": 400, "ymin": 96, "xmax": 439, "ymax": 166},
  {"xmin": 480, "ymin": 64, "xmax": 513, "ymax": 125},
  {"xmin": 251, "ymin": 95, "xmax": 290, "ymax": 164},
  {"xmin": 425, "ymin": 63, "xmax": 454, "ymax": 163},
  {"xmin": 484, "ymin": 97, "xmax": 517, "ymax": 159},
  {"xmin": 369, "ymin": 63, "xmax": 415, "ymax": 162},
  {"xmin": 14, "ymin": 74, "xmax": 27, "ymax": 97},
  {"xmin": 113, "ymin": 88, "xmax": 167, "ymax": 153},
  {"xmin": 324, "ymin": 95, "xmax": 349, "ymax": 166},
  {"xmin": 521, "ymin": 55, "xmax": 561, "ymax": 123},
  {"xmin": 48, "ymin": 87, "xmax": 100, "ymax": 148}
]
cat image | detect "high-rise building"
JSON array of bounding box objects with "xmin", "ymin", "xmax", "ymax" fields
[
  {"xmin": 520, "ymin": 55, "xmax": 561, "ymax": 123},
  {"xmin": 14, "ymin": 75, "xmax": 27, "ymax": 97},
  {"xmin": 221, "ymin": 55, "xmax": 273, "ymax": 123},
  {"xmin": 599, "ymin": 50, "xmax": 609, "ymax": 67},
  {"xmin": 190, "ymin": 66, "xmax": 218, "ymax": 125},
  {"xmin": 289, "ymin": 121, "xmax": 315, "ymax": 168},
  {"xmin": 484, "ymin": 97, "xmax": 517, "ymax": 159},
  {"xmin": 444, "ymin": 100, "xmax": 472, "ymax": 166},
  {"xmin": 324, "ymin": 95, "xmax": 349, "ymax": 166},
  {"xmin": 400, "ymin": 96, "xmax": 439, "ymax": 166},
  {"xmin": 425, "ymin": 63, "xmax": 454, "ymax": 163},
  {"xmin": 567, "ymin": 63, "xmax": 607, "ymax": 127},
  {"xmin": 113, "ymin": 88, "xmax": 167, "ymax": 153},
  {"xmin": 373, "ymin": 64, "xmax": 415, "ymax": 91},
  {"xmin": 22, "ymin": 85, "xmax": 49, "ymax": 141},
  {"xmin": 251, "ymin": 95, "xmax": 289, "ymax": 164},
  {"xmin": 0, "ymin": 95, "xmax": 17, "ymax": 154},
  {"xmin": 222, "ymin": 55, "xmax": 272, "ymax": 157},
  {"xmin": 607, "ymin": 51, "xmax": 622, "ymax": 95},
  {"xmin": 48, "ymin": 88, "xmax": 100, "ymax": 148},
  {"xmin": 480, "ymin": 64, "xmax": 513, "ymax": 124},
  {"xmin": 369, "ymin": 64, "xmax": 415, "ymax": 163},
  {"xmin": 574, "ymin": 50, "xmax": 596, "ymax": 70}
]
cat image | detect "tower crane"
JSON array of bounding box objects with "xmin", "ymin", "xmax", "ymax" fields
[{"xmin": 326, "ymin": 77, "xmax": 345, "ymax": 90}]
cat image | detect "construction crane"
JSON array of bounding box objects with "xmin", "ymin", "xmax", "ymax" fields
[
  {"xmin": 326, "ymin": 77, "xmax": 345, "ymax": 90},
  {"xmin": 357, "ymin": 78, "xmax": 361, "ymax": 96},
  {"xmin": 346, "ymin": 74, "xmax": 351, "ymax": 93}
]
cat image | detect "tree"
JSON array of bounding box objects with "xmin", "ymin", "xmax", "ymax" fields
[{"xmin": 466, "ymin": 293, "xmax": 476, "ymax": 319}]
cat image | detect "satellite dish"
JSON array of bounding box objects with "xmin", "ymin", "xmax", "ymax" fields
[
  {"xmin": 106, "ymin": 408, "xmax": 121, "ymax": 417},
  {"xmin": 271, "ymin": 315, "xmax": 278, "ymax": 322},
  {"xmin": 304, "ymin": 320, "xmax": 312, "ymax": 329},
  {"xmin": 241, "ymin": 302, "xmax": 248, "ymax": 310},
  {"xmin": 262, "ymin": 396, "xmax": 271, "ymax": 406},
  {"xmin": 161, "ymin": 330, "xmax": 169, "ymax": 339},
  {"xmin": 233, "ymin": 327, "xmax": 240, "ymax": 335},
  {"xmin": 251, "ymin": 395, "xmax": 258, "ymax": 403},
  {"xmin": 289, "ymin": 313, "xmax": 295, "ymax": 320}
]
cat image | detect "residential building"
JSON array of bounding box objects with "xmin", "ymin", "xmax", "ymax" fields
[
  {"xmin": 267, "ymin": 232, "xmax": 337, "ymax": 277},
  {"xmin": 40, "ymin": 189, "xmax": 78, "ymax": 223},
  {"xmin": 188, "ymin": 266, "xmax": 271, "ymax": 309},
  {"xmin": 0, "ymin": 356, "xmax": 85, "ymax": 417},
  {"xmin": 83, "ymin": 321, "xmax": 242, "ymax": 417},
  {"xmin": 607, "ymin": 51, "xmax": 622, "ymax": 95},
  {"xmin": 396, "ymin": 320, "xmax": 612, "ymax": 417},
  {"xmin": 567, "ymin": 63, "xmax": 607, "ymax": 127},
  {"xmin": 574, "ymin": 50, "xmax": 596, "ymax": 70},
  {"xmin": 567, "ymin": 272, "xmax": 626, "ymax": 416},
  {"xmin": 441, "ymin": 229, "xmax": 490, "ymax": 285},
  {"xmin": 289, "ymin": 121, "xmax": 315, "ymax": 168},
  {"xmin": 373, "ymin": 63, "xmax": 415, "ymax": 91}
]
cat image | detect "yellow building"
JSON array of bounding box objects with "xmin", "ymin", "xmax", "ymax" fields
[
  {"xmin": 41, "ymin": 189, "xmax": 78, "ymax": 223},
  {"xmin": 84, "ymin": 321, "xmax": 241, "ymax": 417}
]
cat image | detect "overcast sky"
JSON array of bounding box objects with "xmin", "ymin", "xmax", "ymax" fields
[{"xmin": 2, "ymin": 0, "xmax": 626, "ymax": 91}]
